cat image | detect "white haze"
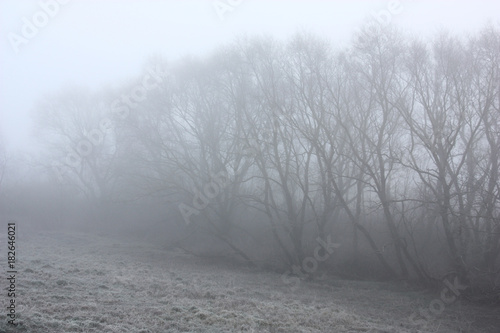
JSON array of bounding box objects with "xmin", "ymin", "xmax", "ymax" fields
[{"xmin": 1, "ymin": 0, "xmax": 499, "ymax": 153}]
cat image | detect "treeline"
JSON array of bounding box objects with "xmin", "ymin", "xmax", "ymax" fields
[{"xmin": 24, "ymin": 24, "xmax": 500, "ymax": 299}]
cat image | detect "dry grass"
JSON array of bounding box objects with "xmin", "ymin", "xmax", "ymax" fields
[{"xmin": 0, "ymin": 228, "xmax": 498, "ymax": 333}]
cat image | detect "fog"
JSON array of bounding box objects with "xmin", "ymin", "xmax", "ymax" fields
[{"xmin": 1, "ymin": 1, "xmax": 500, "ymax": 332}]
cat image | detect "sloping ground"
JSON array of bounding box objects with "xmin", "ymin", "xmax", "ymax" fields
[{"xmin": 0, "ymin": 228, "xmax": 498, "ymax": 333}]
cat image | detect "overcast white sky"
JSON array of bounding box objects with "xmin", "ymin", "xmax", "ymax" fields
[{"xmin": 1, "ymin": 0, "xmax": 499, "ymax": 153}]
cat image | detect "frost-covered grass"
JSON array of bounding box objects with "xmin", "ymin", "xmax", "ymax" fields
[{"xmin": 0, "ymin": 229, "xmax": 498, "ymax": 332}]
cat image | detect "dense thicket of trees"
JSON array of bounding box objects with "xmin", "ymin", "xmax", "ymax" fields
[{"xmin": 26, "ymin": 24, "xmax": 500, "ymax": 300}]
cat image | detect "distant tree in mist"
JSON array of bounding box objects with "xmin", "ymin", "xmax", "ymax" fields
[{"xmin": 32, "ymin": 87, "xmax": 124, "ymax": 224}]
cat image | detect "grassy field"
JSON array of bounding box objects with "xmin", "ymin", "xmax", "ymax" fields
[{"xmin": 1, "ymin": 228, "xmax": 498, "ymax": 333}]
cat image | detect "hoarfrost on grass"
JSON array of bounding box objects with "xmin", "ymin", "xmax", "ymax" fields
[{"xmin": 0, "ymin": 230, "xmax": 497, "ymax": 333}]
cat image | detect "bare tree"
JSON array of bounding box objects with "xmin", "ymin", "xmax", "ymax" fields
[
  {"xmin": 466, "ymin": 26, "xmax": 500, "ymax": 290},
  {"xmin": 34, "ymin": 87, "xmax": 120, "ymax": 222},
  {"xmin": 121, "ymin": 56, "xmax": 257, "ymax": 263},
  {"xmin": 342, "ymin": 26, "xmax": 428, "ymax": 280},
  {"xmin": 397, "ymin": 28, "xmax": 500, "ymax": 287}
]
